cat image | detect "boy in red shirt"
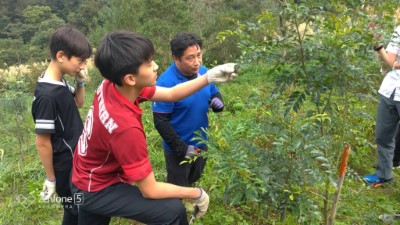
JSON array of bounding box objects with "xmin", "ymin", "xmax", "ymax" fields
[{"xmin": 71, "ymin": 31, "xmax": 238, "ymax": 224}]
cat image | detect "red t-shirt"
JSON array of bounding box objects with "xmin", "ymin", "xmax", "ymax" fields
[{"xmin": 72, "ymin": 80, "xmax": 156, "ymax": 192}]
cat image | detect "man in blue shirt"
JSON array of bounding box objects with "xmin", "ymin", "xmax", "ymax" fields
[{"xmin": 152, "ymin": 32, "xmax": 224, "ymax": 186}]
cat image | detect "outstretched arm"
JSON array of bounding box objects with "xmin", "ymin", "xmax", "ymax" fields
[
  {"xmin": 151, "ymin": 63, "xmax": 238, "ymax": 102},
  {"xmin": 152, "ymin": 75, "xmax": 209, "ymax": 102}
]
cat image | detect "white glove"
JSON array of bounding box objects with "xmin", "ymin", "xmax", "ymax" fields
[
  {"xmin": 75, "ymin": 68, "xmax": 88, "ymax": 83},
  {"xmin": 206, "ymin": 63, "xmax": 239, "ymax": 84},
  {"xmin": 40, "ymin": 178, "xmax": 56, "ymax": 201},
  {"xmin": 194, "ymin": 187, "xmax": 210, "ymax": 218}
]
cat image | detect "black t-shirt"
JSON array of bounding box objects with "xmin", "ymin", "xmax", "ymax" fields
[{"xmin": 31, "ymin": 77, "xmax": 83, "ymax": 171}]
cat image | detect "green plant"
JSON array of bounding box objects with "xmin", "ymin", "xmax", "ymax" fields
[{"xmin": 215, "ymin": 1, "xmax": 400, "ymax": 224}]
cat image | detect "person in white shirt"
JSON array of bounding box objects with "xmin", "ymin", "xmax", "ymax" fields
[{"xmin": 364, "ymin": 25, "xmax": 400, "ymax": 187}]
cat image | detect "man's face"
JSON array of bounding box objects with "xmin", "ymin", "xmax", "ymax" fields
[{"xmin": 174, "ymin": 44, "xmax": 202, "ymax": 76}]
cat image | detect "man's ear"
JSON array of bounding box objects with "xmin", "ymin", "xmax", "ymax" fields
[
  {"xmin": 172, "ymin": 55, "xmax": 179, "ymax": 63},
  {"xmin": 123, "ymin": 74, "xmax": 136, "ymax": 86}
]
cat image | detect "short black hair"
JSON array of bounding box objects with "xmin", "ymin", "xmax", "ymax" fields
[
  {"xmin": 95, "ymin": 31, "xmax": 155, "ymax": 86},
  {"xmin": 170, "ymin": 32, "xmax": 202, "ymax": 59},
  {"xmin": 49, "ymin": 27, "xmax": 92, "ymax": 60}
]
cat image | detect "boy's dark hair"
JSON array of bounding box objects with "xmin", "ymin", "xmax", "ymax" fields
[
  {"xmin": 170, "ymin": 32, "xmax": 202, "ymax": 59},
  {"xmin": 49, "ymin": 27, "xmax": 92, "ymax": 60},
  {"xmin": 95, "ymin": 31, "xmax": 155, "ymax": 86}
]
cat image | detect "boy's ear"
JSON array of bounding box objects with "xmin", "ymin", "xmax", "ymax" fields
[
  {"xmin": 123, "ymin": 74, "xmax": 136, "ymax": 86},
  {"xmin": 55, "ymin": 51, "xmax": 66, "ymax": 63}
]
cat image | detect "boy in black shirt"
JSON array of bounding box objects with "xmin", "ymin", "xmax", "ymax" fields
[{"xmin": 31, "ymin": 27, "xmax": 92, "ymax": 225}]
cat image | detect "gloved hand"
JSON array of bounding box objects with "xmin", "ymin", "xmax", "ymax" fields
[
  {"xmin": 194, "ymin": 187, "xmax": 210, "ymax": 217},
  {"xmin": 206, "ymin": 63, "xmax": 239, "ymax": 84},
  {"xmin": 75, "ymin": 68, "xmax": 89, "ymax": 83},
  {"xmin": 209, "ymin": 97, "xmax": 224, "ymax": 111},
  {"xmin": 40, "ymin": 178, "xmax": 56, "ymax": 201},
  {"xmin": 185, "ymin": 145, "xmax": 201, "ymax": 160}
]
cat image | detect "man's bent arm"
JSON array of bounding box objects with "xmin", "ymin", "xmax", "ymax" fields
[{"xmin": 136, "ymin": 171, "xmax": 201, "ymax": 199}]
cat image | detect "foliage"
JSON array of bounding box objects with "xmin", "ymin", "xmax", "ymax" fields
[
  {"xmin": 0, "ymin": 0, "xmax": 78, "ymax": 67},
  {"xmin": 0, "ymin": 59, "xmax": 392, "ymax": 224},
  {"xmin": 0, "ymin": 0, "xmax": 268, "ymax": 68},
  {"xmin": 2, "ymin": 1, "xmax": 400, "ymax": 225},
  {"xmin": 215, "ymin": 0, "xmax": 399, "ymax": 224},
  {"xmin": 88, "ymin": 0, "xmax": 194, "ymax": 70},
  {"xmin": 0, "ymin": 62, "xmax": 47, "ymax": 94},
  {"xmin": 89, "ymin": 0, "xmax": 267, "ymax": 71},
  {"xmin": 200, "ymin": 97, "xmax": 327, "ymax": 224}
]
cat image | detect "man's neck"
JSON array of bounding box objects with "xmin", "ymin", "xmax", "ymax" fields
[
  {"xmin": 175, "ymin": 66, "xmax": 197, "ymax": 79},
  {"xmin": 186, "ymin": 73, "xmax": 197, "ymax": 80}
]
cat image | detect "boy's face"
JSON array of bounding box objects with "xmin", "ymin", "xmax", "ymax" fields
[
  {"xmin": 61, "ymin": 55, "xmax": 87, "ymax": 77},
  {"xmin": 135, "ymin": 60, "xmax": 159, "ymax": 87},
  {"xmin": 174, "ymin": 44, "xmax": 202, "ymax": 76}
]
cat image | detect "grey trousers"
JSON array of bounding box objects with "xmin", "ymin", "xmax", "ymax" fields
[{"xmin": 375, "ymin": 93, "xmax": 400, "ymax": 180}]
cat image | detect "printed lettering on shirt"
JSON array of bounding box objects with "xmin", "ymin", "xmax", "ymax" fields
[
  {"xmin": 78, "ymin": 107, "xmax": 93, "ymax": 156},
  {"xmin": 97, "ymin": 80, "xmax": 118, "ymax": 134}
]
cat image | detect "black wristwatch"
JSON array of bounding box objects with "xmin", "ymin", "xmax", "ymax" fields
[{"xmin": 373, "ymin": 44, "xmax": 384, "ymax": 51}]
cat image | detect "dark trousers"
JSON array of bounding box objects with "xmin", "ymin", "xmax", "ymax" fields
[
  {"xmin": 71, "ymin": 182, "xmax": 188, "ymax": 225},
  {"xmin": 164, "ymin": 149, "xmax": 207, "ymax": 187},
  {"xmin": 394, "ymin": 123, "xmax": 400, "ymax": 164},
  {"xmin": 55, "ymin": 170, "xmax": 78, "ymax": 225},
  {"xmin": 375, "ymin": 94, "xmax": 400, "ymax": 179}
]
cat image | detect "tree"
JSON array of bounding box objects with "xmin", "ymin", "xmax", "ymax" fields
[
  {"xmin": 21, "ymin": 6, "xmax": 54, "ymax": 43},
  {"xmin": 216, "ymin": 0, "xmax": 399, "ymax": 223},
  {"xmin": 0, "ymin": 38, "xmax": 27, "ymax": 66},
  {"xmin": 89, "ymin": 0, "xmax": 194, "ymax": 70},
  {"xmin": 65, "ymin": 0, "xmax": 107, "ymax": 34},
  {"xmin": 29, "ymin": 15, "xmax": 65, "ymax": 49},
  {"xmin": 0, "ymin": 5, "xmax": 65, "ymax": 66}
]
